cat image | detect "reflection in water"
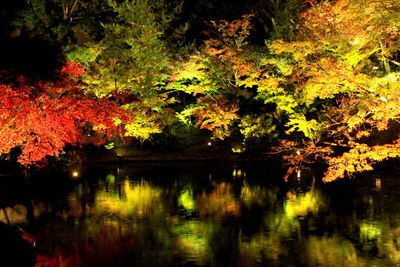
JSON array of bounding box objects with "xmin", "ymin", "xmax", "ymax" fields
[
  {"xmin": 284, "ymin": 188, "xmax": 322, "ymax": 219},
  {"xmin": 375, "ymin": 178, "xmax": 382, "ymax": 191},
  {"xmin": 232, "ymin": 168, "xmax": 246, "ymax": 178},
  {"xmin": 198, "ymin": 182, "xmax": 240, "ymax": 218},
  {"xmin": 95, "ymin": 179, "xmax": 163, "ymax": 219},
  {"xmin": 360, "ymin": 221, "xmax": 381, "ymax": 245},
  {"xmin": 240, "ymin": 231, "xmax": 282, "ymax": 264},
  {"xmin": 379, "ymin": 227, "xmax": 400, "ymax": 263},
  {"xmin": 178, "ymin": 187, "xmax": 196, "ymax": 213},
  {"xmin": 305, "ymin": 235, "xmax": 365, "ymax": 266},
  {"xmin": 173, "ymin": 221, "xmax": 212, "ymax": 264},
  {"xmin": 240, "ymin": 183, "xmax": 268, "ymax": 208},
  {"xmin": 2, "ymin": 164, "xmax": 400, "ymax": 266}
]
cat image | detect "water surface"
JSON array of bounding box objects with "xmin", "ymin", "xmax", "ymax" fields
[{"xmin": 1, "ymin": 162, "xmax": 400, "ymax": 266}]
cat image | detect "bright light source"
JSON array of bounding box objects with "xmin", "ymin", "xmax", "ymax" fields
[
  {"xmin": 296, "ymin": 150, "xmax": 301, "ymax": 155},
  {"xmin": 233, "ymin": 168, "xmax": 245, "ymax": 178},
  {"xmin": 207, "ymin": 142, "xmax": 212, "ymax": 146},
  {"xmin": 350, "ymin": 38, "xmax": 360, "ymax": 45},
  {"xmin": 72, "ymin": 171, "xmax": 79, "ymax": 177},
  {"xmin": 297, "ymin": 170, "xmax": 301, "ymax": 178}
]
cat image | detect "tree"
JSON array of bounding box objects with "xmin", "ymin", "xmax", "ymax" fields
[
  {"xmin": 169, "ymin": 15, "xmax": 279, "ymax": 141},
  {"xmin": 0, "ymin": 62, "xmax": 133, "ymax": 167},
  {"xmin": 68, "ymin": 0, "xmax": 185, "ymax": 141},
  {"xmin": 268, "ymin": 0, "xmax": 400, "ymax": 181}
]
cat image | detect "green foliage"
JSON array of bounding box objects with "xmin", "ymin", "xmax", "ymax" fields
[
  {"xmin": 66, "ymin": 0, "xmax": 185, "ymax": 141},
  {"xmin": 104, "ymin": 142, "xmax": 115, "ymax": 150},
  {"xmin": 239, "ymin": 114, "xmax": 277, "ymax": 140},
  {"xmin": 176, "ymin": 104, "xmax": 206, "ymax": 126},
  {"xmin": 167, "ymin": 54, "xmax": 220, "ymax": 95},
  {"xmin": 78, "ymin": 0, "xmax": 171, "ymax": 96},
  {"xmin": 285, "ymin": 114, "xmax": 321, "ymax": 141}
]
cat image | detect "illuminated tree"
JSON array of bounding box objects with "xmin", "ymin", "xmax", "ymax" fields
[
  {"xmin": 14, "ymin": 0, "xmax": 185, "ymax": 142},
  {"xmin": 269, "ymin": 0, "xmax": 400, "ymax": 181},
  {"xmin": 0, "ymin": 62, "xmax": 132, "ymax": 167},
  {"xmin": 169, "ymin": 15, "xmax": 278, "ymax": 141},
  {"xmin": 9, "ymin": 0, "xmax": 400, "ymax": 180},
  {"xmin": 66, "ymin": 0, "xmax": 186, "ymax": 141}
]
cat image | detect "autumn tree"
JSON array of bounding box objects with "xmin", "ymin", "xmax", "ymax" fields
[
  {"xmin": 11, "ymin": 0, "xmax": 186, "ymax": 143},
  {"xmin": 0, "ymin": 62, "xmax": 133, "ymax": 167},
  {"xmin": 169, "ymin": 15, "xmax": 280, "ymax": 142},
  {"xmin": 268, "ymin": 0, "xmax": 400, "ymax": 181},
  {"xmin": 10, "ymin": 0, "xmax": 296, "ymax": 146},
  {"xmin": 66, "ymin": 0, "xmax": 187, "ymax": 142}
]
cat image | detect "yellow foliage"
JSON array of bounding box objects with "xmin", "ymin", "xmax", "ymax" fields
[
  {"xmin": 124, "ymin": 112, "xmax": 163, "ymax": 140},
  {"xmin": 169, "ymin": 55, "xmax": 207, "ymax": 81},
  {"xmin": 270, "ymin": 0, "xmax": 400, "ymax": 183},
  {"xmin": 269, "ymin": 40, "xmax": 316, "ymax": 63},
  {"xmin": 324, "ymin": 142, "xmax": 400, "ymax": 182},
  {"xmin": 92, "ymin": 124, "xmax": 107, "ymax": 131},
  {"xmin": 286, "ymin": 114, "xmax": 321, "ymax": 140}
]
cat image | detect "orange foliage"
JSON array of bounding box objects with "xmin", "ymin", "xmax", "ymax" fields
[
  {"xmin": 273, "ymin": 140, "xmax": 334, "ymax": 181},
  {"xmin": 194, "ymin": 96, "xmax": 239, "ymax": 140},
  {"xmin": 323, "ymin": 142, "xmax": 400, "ymax": 182},
  {"xmin": 203, "ymin": 15, "xmax": 258, "ymax": 85}
]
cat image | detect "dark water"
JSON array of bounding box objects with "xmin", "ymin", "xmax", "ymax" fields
[{"xmin": 1, "ymin": 162, "xmax": 400, "ymax": 266}]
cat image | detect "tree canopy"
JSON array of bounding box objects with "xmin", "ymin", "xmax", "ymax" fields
[
  {"xmin": 1, "ymin": 0, "xmax": 400, "ymax": 181},
  {"xmin": 0, "ymin": 62, "xmax": 132, "ymax": 166}
]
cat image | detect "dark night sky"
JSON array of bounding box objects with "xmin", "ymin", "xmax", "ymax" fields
[
  {"xmin": 0, "ymin": 0, "xmax": 62, "ymax": 79},
  {"xmin": 0, "ymin": 0, "xmax": 278, "ymax": 80}
]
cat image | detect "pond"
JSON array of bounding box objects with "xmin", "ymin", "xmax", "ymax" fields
[{"xmin": 1, "ymin": 162, "xmax": 400, "ymax": 266}]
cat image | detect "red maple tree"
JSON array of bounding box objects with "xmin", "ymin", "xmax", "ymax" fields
[{"xmin": 0, "ymin": 62, "xmax": 133, "ymax": 167}]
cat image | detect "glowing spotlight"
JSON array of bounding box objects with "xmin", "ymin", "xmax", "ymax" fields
[
  {"xmin": 380, "ymin": 96, "xmax": 388, "ymax": 102},
  {"xmin": 350, "ymin": 38, "xmax": 360, "ymax": 46},
  {"xmin": 72, "ymin": 171, "xmax": 79, "ymax": 178},
  {"xmin": 207, "ymin": 142, "xmax": 212, "ymax": 146}
]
